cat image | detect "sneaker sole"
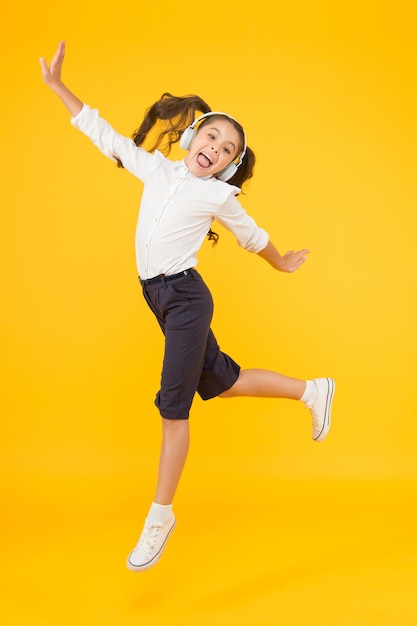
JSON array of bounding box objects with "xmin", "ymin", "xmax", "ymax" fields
[
  {"xmin": 126, "ymin": 518, "xmax": 176, "ymax": 572},
  {"xmin": 313, "ymin": 378, "xmax": 335, "ymax": 442}
]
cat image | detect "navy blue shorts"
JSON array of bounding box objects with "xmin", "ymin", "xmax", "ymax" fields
[{"xmin": 141, "ymin": 269, "xmax": 240, "ymax": 419}]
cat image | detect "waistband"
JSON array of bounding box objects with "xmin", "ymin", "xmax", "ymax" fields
[{"xmin": 139, "ymin": 268, "xmax": 194, "ymax": 286}]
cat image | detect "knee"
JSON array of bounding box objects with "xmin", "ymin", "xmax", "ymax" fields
[
  {"xmin": 162, "ymin": 417, "xmax": 189, "ymax": 432},
  {"xmin": 218, "ymin": 384, "xmax": 238, "ymax": 399},
  {"xmin": 218, "ymin": 372, "xmax": 244, "ymax": 399}
]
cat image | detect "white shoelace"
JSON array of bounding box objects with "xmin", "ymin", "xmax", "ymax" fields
[
  {"xmin": 134, "ymin": 520, "xmax": 164, "ymax": 558},
  {"xmin": 305, "ymin": 399, "xmax": 320, "ymax": 427}
]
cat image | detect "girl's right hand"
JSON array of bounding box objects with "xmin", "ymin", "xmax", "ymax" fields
[
  {"xmin": 40, "ymin": 40, "xmax": 66, "ymax": 89},
  {"xmin": 39, "ymin": 41, "xmax": 84, "ymax": 117}
]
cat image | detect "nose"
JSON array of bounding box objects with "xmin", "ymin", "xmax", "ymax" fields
[{"xmin": 210, "ymin": 145, "xmax": 218, "ymax": 153}]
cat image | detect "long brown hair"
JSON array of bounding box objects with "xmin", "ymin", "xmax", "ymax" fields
[{"xmin": 132, "ymin": 92, "xmax": 211, "ymax": 153}]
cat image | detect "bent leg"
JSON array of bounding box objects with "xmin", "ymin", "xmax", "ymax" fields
[
  {"xmin": 219, "ymin": 369, "xmax": 335, "ymax": 442},
  {"xmin": 219, "ymin": 368, "xmax": 306, "ymax": 400}
]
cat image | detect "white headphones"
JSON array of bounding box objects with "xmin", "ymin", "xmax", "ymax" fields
[{"xmin": 180, "ymin": 111, "xmax": 247, "ymax": 182}]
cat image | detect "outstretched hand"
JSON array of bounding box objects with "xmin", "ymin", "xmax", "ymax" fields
[
  {"xmin": 279, "ymin": 248, "xmax": 310, "ymax": 272},
  {"xmin": 39, "ymin": 41, "xmax": 83, "ymax": 116},
  {"xmin": 40, "ymin": 40, "xmax": 66, "ymax": 89},
  {"xmin": 257, "ymin": 242, "xmax": 310, "ymax": 273}
]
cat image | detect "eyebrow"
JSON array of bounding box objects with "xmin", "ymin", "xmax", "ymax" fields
[{"xmin": 207, "ymin": 127, "xmax": 237, "ymax": 152}]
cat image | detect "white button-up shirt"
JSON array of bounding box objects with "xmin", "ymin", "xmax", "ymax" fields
[{"xmin": 71, "ymin": 105, "xmax": 269, "ymax": 279}]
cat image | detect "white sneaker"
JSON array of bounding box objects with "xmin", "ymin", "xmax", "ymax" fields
[
  {"xmin": 127, "ymin": 514, "xmax": 176, "ymax": 572},
  {"xmin": 305, "ymin": 378, "xmax": 335, "ymax": 442}
]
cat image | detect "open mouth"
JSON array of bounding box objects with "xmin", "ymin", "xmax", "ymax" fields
[{"xmin": 196, "ymin": 151, "xmax": 213, "ymax": 169}]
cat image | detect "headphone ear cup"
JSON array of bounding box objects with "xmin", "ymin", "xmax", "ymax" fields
[
  {"xmin": 180, "ymin": 126, "xmax": 196, "ymax": 151},
  {"xmin": 216, "ymin": 162, "xmax": 238, "ymax": 182}
]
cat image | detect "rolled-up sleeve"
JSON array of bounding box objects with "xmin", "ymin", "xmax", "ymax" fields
[
  {"xmin": 71, "ymin": 104, "xmax": 155, "ymax": 181},
  {"xmin": 215, "ymin": 194, "xmax": 269, "ymax": 253}
]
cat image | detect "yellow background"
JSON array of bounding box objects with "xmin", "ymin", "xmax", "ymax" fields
[{"xmin": 2, "ymin": 1, "xmax": 417, "ymax": 624}]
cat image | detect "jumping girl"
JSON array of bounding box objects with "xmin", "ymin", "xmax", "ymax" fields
[{"xmin": 40, "ymin": 41, "xmax": 335, "ymax": 572}]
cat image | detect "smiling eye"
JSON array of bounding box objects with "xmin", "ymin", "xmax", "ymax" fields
[
  {"xmin": 223, "ymin": 146, "xmax": 231, "ymax": 155},
  {"xmin": 208, "ymin": 133, "xmax": 215, "ymax": 140}
]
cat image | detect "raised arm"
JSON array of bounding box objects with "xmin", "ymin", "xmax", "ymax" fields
[
  {"xmin": 40, "ymin": 41, "xmax": 83, "ymax": 117},
  {"xmin": 257, "ymin": 240, "xmax": 310, "ymax": 272}
]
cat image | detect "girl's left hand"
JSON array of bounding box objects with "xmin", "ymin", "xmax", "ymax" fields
[
  {"xmin": 257, "ymin": 241, "xmax": 310, "ymax": 273},
  {"xmin": 279, "ymin": 249, "xmax": 310, "ymax": 272}
]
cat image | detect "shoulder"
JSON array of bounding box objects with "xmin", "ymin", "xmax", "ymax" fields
[
  {"xmin": 215, "ymin": 178, "xmax": 241, "ymax": 196},
  {"xmin": 200, "ymin": 176, "xmax": 241, "ymax": 205},
  {"xmin": 140, "ymin": 149, "xmax": 176, "ymax": 175}
]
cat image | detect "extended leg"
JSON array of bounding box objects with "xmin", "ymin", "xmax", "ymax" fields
[
  {"xmin": 154, "ymin": 418, "xmax": 190, "ymax": 505},
  {"xmin": 127, "ymin": 418, "xmax": 188, "ymax": 572}
]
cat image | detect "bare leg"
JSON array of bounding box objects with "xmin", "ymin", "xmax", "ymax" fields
[
  {"xmin": 127, "ymin": 371, "xmax": 333, "ymax": 571},
  {"xmin": 219, "ymin": 368, "xmax": 306, "ymax": 400},
  {"xmin": 151, "ymin": 371, "xmax": 308, "ymax": 503},
  {"xmin": 127, "ymin": 418, "xmax": 187, "ymax": 571},
  {"xmin": 153, "ymin": 418, "xmax": 190, "ymax": 505}
]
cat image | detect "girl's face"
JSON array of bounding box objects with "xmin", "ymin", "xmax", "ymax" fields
[{"xmin": 184, "ymin": 118, "xmax": 242, "ymax": 178}]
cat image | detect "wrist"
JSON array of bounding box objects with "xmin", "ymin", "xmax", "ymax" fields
[
  {"xmin": 50, "ymin": 79, "xmax": 65, "ymax": 94},
  {"xmin": 275, "ymin": 255, "xmax": 287, "ymax": 272}
]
